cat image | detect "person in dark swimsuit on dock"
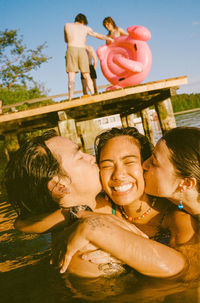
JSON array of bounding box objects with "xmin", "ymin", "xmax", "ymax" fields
[{"xmin": 80, "ymin": 45, "xmax": 98, "ymax": 95}]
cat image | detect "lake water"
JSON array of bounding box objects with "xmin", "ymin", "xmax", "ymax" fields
[
  {"xmin": 153, "ymin": 109, "xmax": 200, "ymax": 144},
  {"xmin": 175, "ymin": 109, "xmax": 200, "ymax": 128},
  {"xmin": 0, "ymin": 110, "xmax": 199, "ymax": 303}
]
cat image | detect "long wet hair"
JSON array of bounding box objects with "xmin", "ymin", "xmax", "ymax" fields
[
  {"xmin": 4, "ymin": 130, "xmax": 62, "ymax": 217},
  {"xmin": 95, "ymin": 127, "xmax": 153, "ymax": 165},
  {"xmin": 103, "ymin": 16, "xmax": 118, "ymax": 35},
  {"xmin": 162, "ymin": 126, "xmax": 200, "ymax": 192}
]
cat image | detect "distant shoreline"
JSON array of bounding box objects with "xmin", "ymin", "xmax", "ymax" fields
[{"xmin": 174, "ymin": 107, "xmax": 200, "ymax": 116}]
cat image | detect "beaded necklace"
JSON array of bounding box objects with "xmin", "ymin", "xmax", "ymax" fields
[{"xmin": 119, "ymin": 198, "xmax": 156, "ymax": 222}]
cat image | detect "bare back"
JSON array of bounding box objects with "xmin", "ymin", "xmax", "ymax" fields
[{"xmin": 64, "ymin": 22, "xmax": 92, "ymax": 48}]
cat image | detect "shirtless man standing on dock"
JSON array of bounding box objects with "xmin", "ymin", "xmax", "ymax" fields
[{"xmin": 64, "ymin": 13, "xmax": 113, "ymax": 100}]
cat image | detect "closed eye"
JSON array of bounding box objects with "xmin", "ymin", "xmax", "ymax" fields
[
  {"xmin": 100, "ymin": 164, "xmax": 113, "ymax": 169},
  {"xmin": 100, "ymin": 161, "xmax": 114, "ymax": 169},
  {"xmin": 123, "ymin": 156, "xmax": 138, "ymax": 166},
  {"xmin": 124, "ymin": 160, "xmax": 137, "ymax": 165}
]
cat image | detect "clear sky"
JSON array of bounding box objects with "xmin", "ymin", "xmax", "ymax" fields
[{"xmin": 1, "ymin": 0, "xmax": 200, "ymax": 96}]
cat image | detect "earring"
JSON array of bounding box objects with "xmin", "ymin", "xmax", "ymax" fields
[{"xmin": 178, "ymin": 200, "xmax": 183, "ymax": 210}]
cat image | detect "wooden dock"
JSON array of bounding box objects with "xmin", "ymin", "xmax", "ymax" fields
[{"xmin": 0, "ymin": 76, "xmax": 187, "ymax": 152}]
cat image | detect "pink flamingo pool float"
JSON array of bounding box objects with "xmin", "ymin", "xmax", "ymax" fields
[{"xmin": 97, "ymin": 25, "xmax": 152, "ymax": 90}]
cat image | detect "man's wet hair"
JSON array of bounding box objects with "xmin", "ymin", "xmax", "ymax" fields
[
  {"xmin": 4, "ymin": 130, "xmax": 62, "ymax": 217},
  {"xmin": 75, "ymin": 13, "xmax": 88, "ymax": 25}
]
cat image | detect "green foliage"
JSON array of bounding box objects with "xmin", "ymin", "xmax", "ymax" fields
[
  {"xmin": 171, "ymin": 93, "xmax": 200, "ymax": 112},
  {"xmin": 0, "ymin": 84, "xmax": 45, "ymax": 104},
  {"xmin": 0, "ymin": 29, "xmax": 51, "ymax": 89},
  {"xmin": 0, "ymin": 84, "xmax": 54, "ymax": 113}
]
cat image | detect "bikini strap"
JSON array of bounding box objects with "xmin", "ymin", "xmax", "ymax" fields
[{"xmin": 111, "ymin": 201, "xmax": 116, "ymax": 215}]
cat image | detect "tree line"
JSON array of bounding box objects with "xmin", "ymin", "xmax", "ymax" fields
[
  {"xmin": 0, "ymin": 29, "xmax": 52, "ymax": 111},
  {"xmin": 171, "ymin": 94, "xmax": 200, "ymax": 113}
]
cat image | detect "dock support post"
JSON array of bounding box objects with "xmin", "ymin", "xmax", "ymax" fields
[
  {"xmin": 120, "ymin": 113, "xmax": 146, "ymax": 136},
  {"xmin": 76, "ymin": 120, "xmax": 102, "ymax": 154},
  {"xmin": 140, "ymin": 108, "xmax": 155, "ymax": 145},
  {"xmin": 120, "ymin": 115, "xmax": 128, "ymax": 128},
  {"xmin": 4, "ymin": 133, "xmax": 20, "ymax": 161},
  {"xmin": 155, "ymin": 97, "xmax": 176, "ymax": 134},
  {"xmin": 17, "ymin": 132, "xmax": 28, "ymax": 146},
  {"xmin": 57, "ymin": 111, "xmax": 81, "ymax": 145},
  {"xmin": 126, "ymin": 113, "xmax": 139, "ymax": 127}
]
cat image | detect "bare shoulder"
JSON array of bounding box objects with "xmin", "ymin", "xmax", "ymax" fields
[
  {"xmin": 171, "ymin": 209, "xmax": 191, "ymax": 222},
  {"xmin": 95, "ymin": 193, "xmax": 112, "ymax": 214},
  {"xmin": 168, "ymin": 210, "xmax": 200, "ymax": 281},
  {"xmin": 118, "ymin": 27, "xmax": 128, "ymax": 35},
  {"xmin": 176, "ymin": 220, "xmax": 200, "ymax": 282},
  {"xmin": 168, "ymin": 209, "xmax": 197, "ymax": 245},
  {"xmin": 170, "ymin": 209, "xmax": 196, "ymax": 228},
  {"xmin": 64, "ymin": 23, "xmax": 71, "ymax": 31},
  {"xmin": 86, "ymin": 25, "xmax": 93, "ymax": 33}
]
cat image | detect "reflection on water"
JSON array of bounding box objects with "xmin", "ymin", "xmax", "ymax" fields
[
  {"xmin": 0, "ymin": 110, "xmax": 200, "ymax": 303},
  {"xmin": 61, "ymin": 271, "xmax": 199, "ymax": 303},
  {"xmin": 175, "ymin": 109, "xmax": 200, "ymax": 128},
  {"xmin": 1, "ymin": 193, "xmax": 199, "ymax": 302},
  {"xmin": 0, "ymin": 202, "xmax": 51, "ymax": 272}
]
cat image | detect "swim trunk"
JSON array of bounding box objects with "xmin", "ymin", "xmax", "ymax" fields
[
  {"xmin": 81, "ymin": 64, "xmax": 97, "ymax": 80},
  {"xmin": 66, "ymin": 46, "xmax": 89, "ymax": 73}
]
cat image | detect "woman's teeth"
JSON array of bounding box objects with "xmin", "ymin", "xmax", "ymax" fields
[{"xmin": 113, "ymin": 184, "xmax": 132, "ymax": 192}]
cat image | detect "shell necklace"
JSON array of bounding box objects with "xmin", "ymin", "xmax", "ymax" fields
[{"xmin": 119, "ymin": 198, "xmax": 156, "ymax": 222}]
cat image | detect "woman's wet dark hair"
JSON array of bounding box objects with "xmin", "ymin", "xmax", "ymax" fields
[
  {"xmin": 95, "ymin": 127, "xmax": 153, "ymax": 165},
  {"xmin": 75, "ymin": 13, "xmax": 88, "ymax": 25},
  {"xmin": 162, "ymin": 126, "xmax": 200, "ymax": 192}
]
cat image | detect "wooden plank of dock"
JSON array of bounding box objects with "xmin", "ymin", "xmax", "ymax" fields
[{"xmin": 0, "ymin": 76, "xmax": 187, "ymax": 135}]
